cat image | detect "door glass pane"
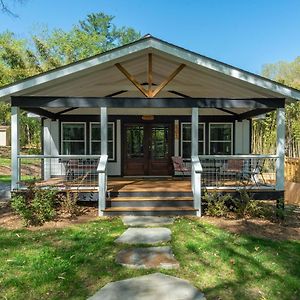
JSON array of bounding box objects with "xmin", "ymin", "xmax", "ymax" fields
[
  {"xmin": 126, "ymin": 126, "xmax": 144, "ymax": 158},
  {"xmin": 151, "ymin": 126, "xmax": 168, "ymax": 159}
]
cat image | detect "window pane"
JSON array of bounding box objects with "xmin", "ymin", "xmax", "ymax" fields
[
  {"xmin": 91, "ymin": 141, "xmax": 100, "ymax": 155},
  {"xmin": 198, "ymin": 124, "xmax": 204, "ymax": 140},
  {"xmin": 91, "ymin": 124, "xmax": 100, "ymax": 140},
  {"xmin": 63, "ymin": 142, "xmax": 85, "ymax": 155},
  {"xmin": 182, "ymin": 141, "xmax": 191, "ymax": 158},
  {"xmin": 91, "ymin": 123, "xmax": 113, "ymax": 141},
  {"xmin": 108, "ymin": 142, "xmax": 113, "ymax": 159},
  {"xmin": 182, "ymin": 123, "xmax": 204, "ymax": 140},
  {"xmin": 108, "ymin": 125, "xmax": 113, "ymax": 140},
  {"xmin": 182, "ymin": 124, "xmax": 191, "ymax": 140},
  {"xmin": 210, "ymin": 124, "xmax": 232, "ymax": 141},
  {"xmin": 199, "ymin": 142, "xmax": 204, "ymax": 155},
  {"xmin": 210, "ymin": 142, "xmax": 231, "ymax": 155},
  {"xmin": 63, "ymin": 124, "xmax": 84, "ymax": 140},
  {"xmin": 91, "ymin": 141, "xmax": 113, "ymax": 159}
]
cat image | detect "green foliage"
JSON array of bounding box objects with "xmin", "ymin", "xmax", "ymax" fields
[
  {"xmin": 203, "ymin": 192, "xmax": 233, "ymax": 217},
  {"xmin": 11, "ymin": 182, "xmax": 57, "ymax": 226},
  {"xmin": 254, "ymin": 58, "xmax": 300, "ymax": 157},
  {"xmin": 231, "ymin": 189, "xmax": 262, "ymax": 218},
  {"xmin": 0, "ymin": 12, "xmax": 140, "ymax": 148}
]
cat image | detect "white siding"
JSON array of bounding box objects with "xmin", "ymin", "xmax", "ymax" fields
[{"xmin": 235, "ymin": 120, "xmax": 250, "ymax": 154}]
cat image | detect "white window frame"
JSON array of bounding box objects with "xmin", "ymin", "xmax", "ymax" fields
[
  {"xmin": 90, "ymin": 122, "xmax": 115, "ymax": 161},
  {"xmin": 61, "ymin": 122, "xmax": 86, "ymax": 155},
  {"xmin": 209, "ymin": 123, "xmax": 233, "ymax": 155},
  {"xmin": 180, "ymin": 122, "xmax": 205, "ymax": 159}
]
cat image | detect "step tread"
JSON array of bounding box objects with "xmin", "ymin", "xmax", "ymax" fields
[
  {"xmin": 105, "ymin": 206, "xmax": 197, "ymax": 212},
  {"xmin": 109, "ymin": 196, "xmax": 193, "ymax": 201}
]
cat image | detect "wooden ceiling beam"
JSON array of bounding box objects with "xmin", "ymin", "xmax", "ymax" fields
[
  {"xmin": 147, "ymin": 53, "xmax": 153, "ymax": 96},
  {"xmin": 151, "ymin": 64, "xmax": 185, "ymax": 98},
  {"xmin": 115, "ymin": 63, "xmax": 149, "ymax": 97}
]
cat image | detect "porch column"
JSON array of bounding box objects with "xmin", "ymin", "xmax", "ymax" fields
[
  {"xmin": 100, "ymin": 107, "xmax": 107, "ymax": 155},
  {"xmin": 11, "ymin": 106, "xmax": 20, "ymax": 190},
  {"xmin": 99, "ymin": 107, "xmax": 108, "ymax": 216},
  {"xmin": 191, "ymin": 108, "xmax": 199, "ymax": 156},
  {"xmin": 276, "ymin": 107, "xmax": 285, "ymax": 191}
]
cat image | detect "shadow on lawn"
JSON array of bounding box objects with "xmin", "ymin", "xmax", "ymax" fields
[
  {"xmin": 171, "ymin": 218, "xmax": 300, "ymax": 300},
  {"xmin": 0, "ymin": 219, "xmax": 152, "ymax": 299}
]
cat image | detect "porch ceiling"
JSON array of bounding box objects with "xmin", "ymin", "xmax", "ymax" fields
[
  {"xmin": 3, "ymin": 52, "xmax": 285, "ymax": 99},
  {"xmin": 1, "ymin": 36, "xmax": 300, "ymax": 103}
]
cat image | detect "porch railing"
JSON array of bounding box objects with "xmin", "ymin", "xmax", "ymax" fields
[
  {"xmin": 191, "ymin": 155, "xmax": 203, "ymax": 217},
  {"xmin": 16, "ymin": 154, "xmax": 102, "ymax": 188},
  {"xmin": 97, "ymin": 155, "xmax": 108, "ymax": 216},
  {"xmin": 198, "ymin": 154, "xmax": 278, "ymax": 189}
]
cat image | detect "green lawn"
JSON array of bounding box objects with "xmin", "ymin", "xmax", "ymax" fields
[{"xmin": 0, "ymin": 218, "xmax": 299, "ymax": 300}]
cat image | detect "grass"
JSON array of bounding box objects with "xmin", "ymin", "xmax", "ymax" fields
[{"xmin": 0, "ymin": 218, "xmax": 299, "ymax": 300}]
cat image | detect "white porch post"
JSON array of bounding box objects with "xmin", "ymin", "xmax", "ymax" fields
[
  {"xmin": 99, "ymin": 107, "xmax": 108, "ymax": 216},
  {"xmin": 101, "ymin": 107, "xmax": 107, "ymax": 155},
  {"xmin": 191, "ymin": 108, "xmax": 199, "ymax": 156},
  {"xmin": 276, "ymin": 107, "xmax": 285, "ymax": 191},
  {"xmin": 11, "ymin": 106, "xmax": 20, "ymax": 190}
]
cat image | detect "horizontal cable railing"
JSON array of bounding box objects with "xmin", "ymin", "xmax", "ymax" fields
[
  {"xmin": 198, "ymin": 154, "xmax": 278, "ymax": 189},
  {"xmin": 17, "ymin": 155, "xmax": 102, "ymax": 188}
]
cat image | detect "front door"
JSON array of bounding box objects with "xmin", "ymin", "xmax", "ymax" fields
[{"xmin": 123, "ymin": 123, "xmax": 173, "ymax": 176}]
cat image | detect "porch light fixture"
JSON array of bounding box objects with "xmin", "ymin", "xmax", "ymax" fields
[{"xmin": 142, "ymin": 115, "xmax": 154, "ymax": 121}]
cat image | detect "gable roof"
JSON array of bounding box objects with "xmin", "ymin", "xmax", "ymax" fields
[{"xmin": 1, "ymin": 35, "xmax": 300, "ymax": 102}]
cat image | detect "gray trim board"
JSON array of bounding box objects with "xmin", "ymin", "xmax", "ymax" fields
[{"xmin": 12, "ymin": 96, "xmax": 285, "ymax": 109}]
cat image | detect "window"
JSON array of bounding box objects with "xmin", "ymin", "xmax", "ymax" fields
[
  {"xmin": 209, "ymin": 123, "xmax": 233, "ymax": 154},
  {"xmin": 90, "ymin": 122, "xmax": 115, "ymax": 160},
  {"xmin": 181, "ymin": 123, "xmax": 205, "ymax": 159},
  {"xmin": 61, "ymin": 123, "xmax": 86, "ymax": 155}
]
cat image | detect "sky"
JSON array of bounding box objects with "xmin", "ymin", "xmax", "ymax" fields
[{"xmin": 1, "ymin": 0, "xmax": 300, "ymax": 74}]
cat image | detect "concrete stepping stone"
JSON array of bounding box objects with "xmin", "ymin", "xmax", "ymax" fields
[
  {"xmin": 115, "ymin": 227, "xmax": 171, "ymax": 244},
  {"xmin": 122, "ymin": 216, "xmax": 173, "ymax": 227},
  {"xmin": 116, "ymin": 246, "xmax": 179, "ymax": 269},
  {"xmin": 87, "ymin": 272, "xmax": 206, "ymax": 300}
]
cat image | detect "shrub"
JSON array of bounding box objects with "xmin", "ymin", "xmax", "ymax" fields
[
  {"xmin": 230, "ymin": 189, "xmax": 262, "ymax": 218},
  {"xmin": 11, "ymin": 182, "xmax": 57, "ymax": 226},
  {"xmin": 203, "ymin": 192, "xmax": 233, "ymax": 217},
  {"xmin": 59, "ymin": 190, "xmax": 80, "ymax": 217}
]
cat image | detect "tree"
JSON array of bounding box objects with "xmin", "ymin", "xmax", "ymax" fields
[
  {"xmin": 252, "ymin": 58, "xmax": 300, "ymax": 157},
  {"xmin": 0, "ymin": 12, "xmax": 141, "ymax": 148},
  {"xmin": 0, "ymin": 0, "xmax": 27, "ymax": 17}
]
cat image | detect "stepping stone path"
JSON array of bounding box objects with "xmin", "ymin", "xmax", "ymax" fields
[
  {"xmin": 122, "ymin": 215, "xmax": 174, "ymax": 226},
  {"xmin": 116, "ymin": 246, "xmax": 179, "ymax": 269},
  {"xmin": 87, "ymin": 273, "xmax": 206, "ymax": 300},
  {"xmin": 88, "ymin": 216, "xmax": 206, "ymax": 299},
  {"xmin": 115, "ymin": 227, "xmax": 171, "ymax": 244}
]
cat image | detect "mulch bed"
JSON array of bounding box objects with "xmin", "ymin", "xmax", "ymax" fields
[{"xmin": 1, "ymin": 200, "xmax": 299, "ymax": 240}]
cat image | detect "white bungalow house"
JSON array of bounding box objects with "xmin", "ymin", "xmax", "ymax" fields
[{"xmin": 1, "ymin": 35, "xmax": 300, "ymax": 216}]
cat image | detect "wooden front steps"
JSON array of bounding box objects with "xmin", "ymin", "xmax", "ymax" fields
[{"xmin": 104, "ymin": 190, "xmax": 196, "ymax": 216}]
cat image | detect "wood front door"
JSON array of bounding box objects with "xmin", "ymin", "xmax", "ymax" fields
[{"xmin": 123, "ymin": 123, "xmax": 173, "ymax": 176}]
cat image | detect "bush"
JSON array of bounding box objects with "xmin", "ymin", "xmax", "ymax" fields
[
  {"xmin": 59, "ymin": 190, "xmax": 80, "ymax": 217},
  {"xmin": 231, "ymin": 189, "xmax": 262, "ymax": 218},
  {"xmin": 203, "ymin": 192, "xmax": 233, "ymax": 217},
  {"xmin": 11, "ymin": 182, "xmax": 57, "ymax": 226}
]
